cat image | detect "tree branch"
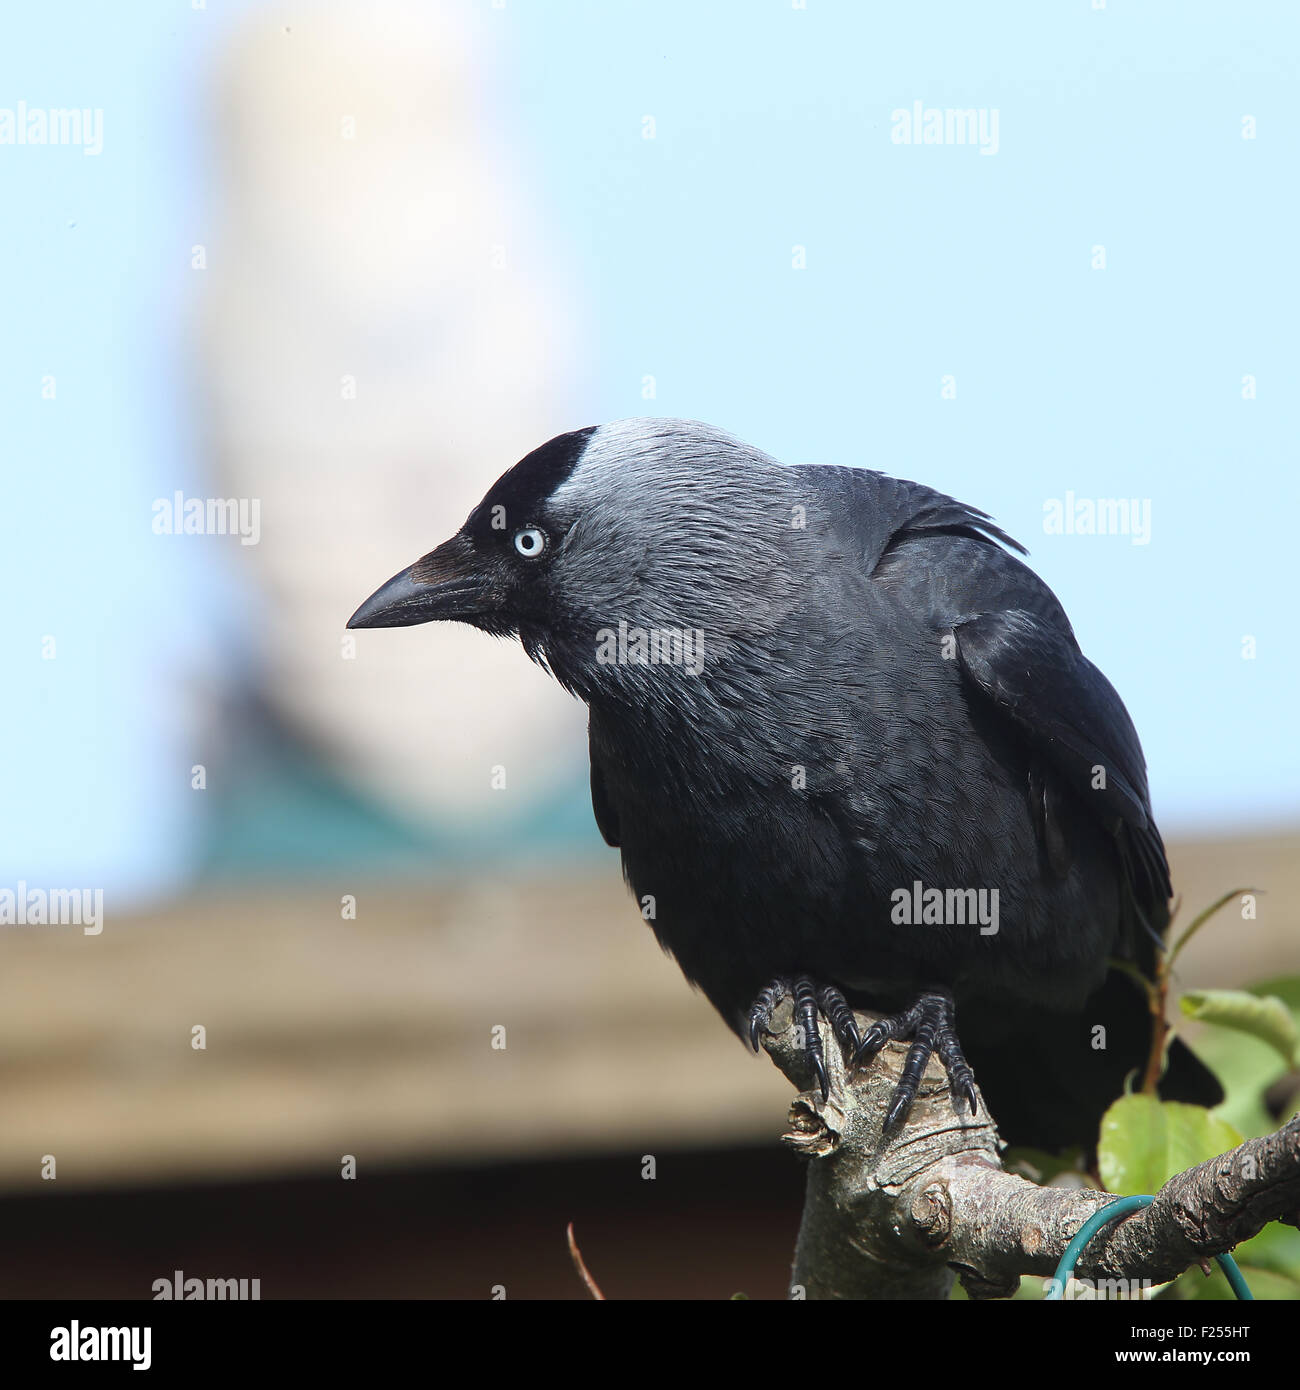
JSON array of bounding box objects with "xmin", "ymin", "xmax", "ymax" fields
[{"xmin": 759, "ymin": 999, "xmax": 1300, "ymax": 1300}]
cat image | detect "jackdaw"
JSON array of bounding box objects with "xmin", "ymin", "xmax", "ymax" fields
[{"xmin": 348, "ymin": 418, "xmax": 1220, "ymax": 1148}]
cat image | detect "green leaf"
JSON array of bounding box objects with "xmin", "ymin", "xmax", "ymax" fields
[
  {"xmin": 1191, "ymin": 1026, "xmax": 1287, "ymax": 1138},
  {"xmin": 1180, "ymin": 989, "xmax": 1298, "ymax": 1067},
  {"xmin": 1098, "ymin": 1094, "xmax": 1242, "ymax": 1196},
  {"xmin": 1248, "ymin": 975, "xmax": 1300, "ymax": 1014}
]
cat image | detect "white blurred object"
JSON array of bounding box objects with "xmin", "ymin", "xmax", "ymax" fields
[{"xmin": 200, "ymin": 0, "xmax": 589, "ymax": 825}]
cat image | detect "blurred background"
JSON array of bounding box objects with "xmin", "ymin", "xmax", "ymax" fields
[{"xmin": 1, "ymin": 0, "xmax": 1297, "ymax": 1299}]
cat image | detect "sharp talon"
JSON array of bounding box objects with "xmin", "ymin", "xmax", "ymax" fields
[
  {"xmin": 813, "ymin": 1055, "xmax": 830, "ymax": 1103},
  {"xmin": 746, "ymin": 979, "xmax": 788, "ymax": 1053},
  {"xmin": 747, "ymin": 981, "xmax": 980, "ymax": 1126},
  {"xmin": 743, "ymin": 975, "xmax": 863, "ymax": 1103},
  {"xmin": 817, "ymin": 984, "xmax": 862, "ymax": 1055},
  {"xmin": 792, "ymin": 976, "xmax": 828, "ymax": 1099},
  {"xmin": 834, "ymin": 1015, "xmax": 861, "ymax": 1052},
  {"xmin": 852, "ymin": 1022, "xmax": 888, "ymax": 1067},
  {"xmin": 853, "ymin": 990, "xmax": 981, "ymax": 1130},
  {"xmin": 884, "ymin": 1087, "xmax": 913, "ymax": 1131}
]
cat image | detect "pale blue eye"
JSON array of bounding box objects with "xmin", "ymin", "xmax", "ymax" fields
[{"xmin": 513, "ymin": 526, "xmax": 547, "ymax": 558}]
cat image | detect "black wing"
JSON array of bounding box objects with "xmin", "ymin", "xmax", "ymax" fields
[
  {"xmin": 953, "ymin": 607, "xmax": 1171, "ymax": 921},
  {"xmin": 588, "ymin": 736, "xmax": 620, "ymax": 848},
  {"xmin": 802, "ymin": 464, "xmax": 1173, "ymax": 931}
]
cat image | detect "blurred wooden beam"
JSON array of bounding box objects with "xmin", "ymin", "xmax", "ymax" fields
[
  {"xmin": 0, "ymin": 832, "xmax": 1294, "ymax": 1193},
  {"xmin": 0, "ymin": 869, "xmax": 789, "ymax": 1192}
]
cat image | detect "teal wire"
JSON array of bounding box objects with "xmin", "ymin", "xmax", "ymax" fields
[
  {"xmin": 1214, "ymin": 1250, "xmax": 1254, "ymax": 1300},
  {"xmin": 1046, "ymin": 1193, "xmax": 1252, "ymax": 1300}
]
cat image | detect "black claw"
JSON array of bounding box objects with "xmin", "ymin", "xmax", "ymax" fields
[
  {"xmin": 817, "ymin": 984, "xmax": 862, "ymax": 1054},
  {"xmin": 743, "ymin": 974, "xmax": 863, "ymax": 1104},
  {"xmin": 934, "ymin": 1016, "xmax": 979, "ymax": 1118},
  {"xmin": 851, "ymin": 1004, "xmax": 914, "ymax": 1068},
  {"xmin": 851, "ymin": 1024, "xmax": 885, "ymax": 1067},
  {"xmin": 884, "ymin": 1085, "xmax": 913, "ymax": 1132},
  {"xmin": 852, "ymin": 990, "xmax": 981, "ymax": 1128},
  {"xmin": 747, "ymin": 979, "xmax": 788, "ymax": 1052},
  {"xmin": 792, "ymin": 976, "xmax": 829, "ymax": 1101},
  {"xmin": 812, "ymin": 1052, "xmax": 831, "ymax": 1103}
]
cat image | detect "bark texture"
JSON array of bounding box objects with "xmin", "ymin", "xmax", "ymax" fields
[{"xmin": 760, "ymin": 999, "xmax": 1300, "ymax": 1300}]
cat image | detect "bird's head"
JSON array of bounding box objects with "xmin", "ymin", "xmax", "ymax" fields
[{"xmin": 347, "ymin": 418, "xmax": 804, "ymax": 699}]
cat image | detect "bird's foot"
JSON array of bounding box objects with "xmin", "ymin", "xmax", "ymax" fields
[
  {"xmin": 851, "ymin": 989, "xmax": 978, "ymax": 1130},
  {"xmin": 747, "ymin": 976, "xmax": 861, "ymax": 1102}
]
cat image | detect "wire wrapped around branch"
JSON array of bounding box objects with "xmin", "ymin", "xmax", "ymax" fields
[{"xmin": 759, "ymin": 998, "xmax": 1300, "ymax": 1300}]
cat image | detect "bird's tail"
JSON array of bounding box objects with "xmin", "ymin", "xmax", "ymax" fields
[{"xmin": 963, "ymin": 969, "xmax": 1223, "ymax": 1152}]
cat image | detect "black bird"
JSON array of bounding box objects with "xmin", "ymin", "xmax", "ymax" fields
[{"xmin": 348, "ymin": 419, "xmax": 1219, "ymax": 1149}]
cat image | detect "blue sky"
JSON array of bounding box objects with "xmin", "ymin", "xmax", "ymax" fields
[{"xmin": 3, "ymin": 1, "xmax": 1297, "ymax": 905}]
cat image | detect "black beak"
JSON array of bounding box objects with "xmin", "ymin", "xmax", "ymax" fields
[{"xmin": 347, "ymin": 533, "xmax": 494, "ymax": 629}]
